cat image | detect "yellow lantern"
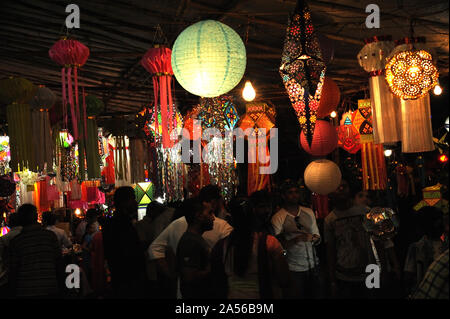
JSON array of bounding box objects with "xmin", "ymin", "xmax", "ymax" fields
[{"xmin": 304, "ymin": 159, "xmax": 342, "ymax": 195}]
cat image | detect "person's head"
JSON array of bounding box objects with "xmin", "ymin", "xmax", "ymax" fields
[
  {"xmin": 86, "ymin": 221, "xmax": 98, "ymax": 235},
  {"xmin": 329, "ymin": 179, "xmax": 353, "ymax": 210},
  {"xmin": 354, "ymin": 190, "xmax": 370, "ymax": 207},
  {"xmin": 41, "ymin": 211, "xmax": 56, "ymax": 226},
  {"xmin": 8, "ymin": 213, "xmax": 20, "ymax": 228},
  {"xmin": 249, "ymin": 190, "xmax": 273, "ymax": 225},
  {"xmin": 114, "ymin": 187, "xmax": 138, "ymax": 219},
  {"xmin": 146, "ymin": 201, "xmax": 166, "ymax": 220},
  {"xmin": 280, "ymin": 179, "xmax": 300, "ymax": 206},
  {"xmin": 417, "ymin": 206, "xmax": 444, "ymax": 240},
  {"xmin": 17, "ymin": 204, "xmax": 38, "ymax": 226},
  {"xmin": 199, "ymin": 184, "xmax": 222, "ymax": 216},
  {"xmin": 86, "ymin": 208, "xmax": 98, "ymax": 223},
  {"xmin": 182, "ymin": 197, "xmax": 214, "ymax": 233}
]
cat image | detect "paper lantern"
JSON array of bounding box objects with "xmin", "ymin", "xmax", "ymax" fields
[
  {"xmin": 304, "ymin": 159, "xmax": 341, "ymax": 195},
  {"xmin": 0, "ymin": 77, "xmax": 35, "ymax": 105},
  {"xmin": 357, "ymin": 35, "xmax": 401, "ymax": 144},
  {"xmin": 0, "ymin": 225, "xmax": 10, "ymax": 237},
  {"xmin": 337, "ymin": 112, "xmax": 361, "ymax": 154},
  {"xmin": 279, "ymin": 0, "xmax": 326, "ymax": 146},
  {"xmin": 197, "ymin": 96, "xmax": 240, "ymax": 134},
  {"xmin": 317, "ymin": 77, "xmax": 340, "ymax": 118},
  {"xmin": 85, "ymin": 95, "xmax": 104, "ymax": 117},
  {"xmin": 171, "ymin": 20, "xmax": 246, "ymax": 98},
  {"xmin": 300, "ymin": 120, "xmax": 337, "ymax": 156},
  {"xmin": 29, "ymin": 86, "xmax": 56, "ymax": 110},
  {"xmin": 386, "ymin": 49, "xmax": 438, "ymax": 100}
]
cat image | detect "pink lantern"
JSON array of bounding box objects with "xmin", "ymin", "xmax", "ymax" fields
[
  {"xmin": 300, "ymin": 120, "xmax": 338, "ymax": 156},
  {"xmin": 49, "ymin": 38, "xmax": 90, "ymax": 141}
]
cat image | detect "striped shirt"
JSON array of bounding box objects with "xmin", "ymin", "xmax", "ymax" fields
[{"xmin": 9, "ymin": 225, "xmax": 63, "ymax": 297}]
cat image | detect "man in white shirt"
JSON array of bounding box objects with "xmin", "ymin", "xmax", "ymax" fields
[
  {"xmin": 271, "ymin": 180, "xmax": 321, "ymax": 298},
  {"xmin": 148, "ymin": 185, "xmax": 233, "ymax": 298}
]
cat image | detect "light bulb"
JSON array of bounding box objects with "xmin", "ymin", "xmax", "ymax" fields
[
  {"xmin": 242, "ymin": 81, "xmax": 256, "ymax": 101},
  {"xmin": 433, "ymin": 85, "xmax": 442, "ymax": 95},
  {"xmin": 384, "ymin": 149, "xmax": 392, "ymax": 157},
  {"xmin": 330, "ymin": 111, "xmax": 337, "ymax": 118}
]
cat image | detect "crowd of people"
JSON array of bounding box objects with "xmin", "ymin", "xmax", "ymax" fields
[{"xmin": 0, "ymin": 181, "xmax": 448, "ymax": 299}]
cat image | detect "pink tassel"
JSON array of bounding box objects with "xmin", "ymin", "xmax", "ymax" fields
[
  {"xmin": 160, "ymin": 76, "xmax": 169, "ymax": 148},
  {"xmin": 61, "ymin": 68, "xmax": 68, "ymax": 129},
  {"xmin": 74, "ymin": 68, "xmax": 81, "ymax": 138},
  {"xmin": 67, "ymin": 67, "xmax": 78, "ymax": 140},
  {"xmin": 83, "ymin": 87, "xmax": 87, "ymax": 141},
  {"xmin": 167, "ymin": 76, "xmax": 174, "ymax": 147}
]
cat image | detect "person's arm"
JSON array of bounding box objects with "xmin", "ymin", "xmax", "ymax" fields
[
  {"xmin": 267, "ymin": 236, "xmax": 293, "ymax": 298},
  {"xmin": 306, "ymin": 209, "xmax": 321, "ymax": 245}
]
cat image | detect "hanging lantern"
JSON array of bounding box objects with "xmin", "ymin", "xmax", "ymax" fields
[
  {"xmin": 300, "ymin": 120, "xmax": 337, "ymax": 156},
  {"xmin": 337, "ymin": 111, "xmax": 361, "ymax": 154},
  {"xmin": 145, "ymin": 105, "xmax": 183, "ymax": 139},
  {"xmin": 171, "ymin": 20, "xmax": 246, "ymax": 98},
  {"xmin": 85, "ymin": 95, "xmax": 104, "ymax": 117},
  {"xmin": 0, "ymin": 225, "xmax": 10, "ymax": 237},
  {"xmin": 304, "ymin": 159, "xmax": 341, "ymax": 195},
  {"xmin": 316, "ymin": 77, "xmax": 340, "ymax": 118},
  {"xmin": 182, "ymin": 105, "xmax": 202, "ymax": 140},
  {"xmin": 385, "ymin": 40, "xmax": 438, "ymax": 100},
  {"xmin": 197, "ymin": 96, "xmax": 240, "ymax": 134},
  {"xmin": 242, "ymin": 81, "xmax": 256, "ymax": 102},
  {"xmin": 357, "ymin": 35, "xmax": 401, "ymax": 144},
  {"xmin": 49, "ymin": 38, "xmax": 90, "ymax": 142},
  {"xmin": 238, "ymin": 102, "xmax": 276, "ymax": 195},
  {"xmin": 280, "ymin": 0, "xmax": 326, "ymax": 147},
  {"xmin": 0, "ymin": 77, "xmax": 35, "ymax": 105},
  {"xmin": 0, "ymin": 136, "xmax": 11, "ymax": 176},
  {"xmin": 353, "ymin": 99, "xmax": 387, "ymax": 190}
]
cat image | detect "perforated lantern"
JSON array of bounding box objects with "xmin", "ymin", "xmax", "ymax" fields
[
  {"xmin": 304, "ymin": 159, "xmax": 342, "ymax": 195},
  {"xmin": 171, "ymin": 20, "xmax": 246, "ymax": 98},
  {"xmin": 300, "ymin": 120, "xmax": 337, "ymax": 156}
]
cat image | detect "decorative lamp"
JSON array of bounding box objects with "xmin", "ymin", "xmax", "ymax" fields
[
  {"xmin": 300, "ymin": 120, "xmax": 337, "ymax": 156},
  {"xmin": 242, "ymin": 81, "xmax": 256, "ymax": 102},
  {"xmin": 280, "ymin": 0, "xmax": 326, "ymax": 147},
  {"xmin": 316, "ymin": 77, "xmax": 340, "ymax": 118},
  {"xmin": 337, "ymin": 111, "xmax": 361, "ymax": 154},
  {"xmin": 304, "ymin": 159, "xmax": 341, "ymax": 195},
  {"xmin": 171, "ymin": 20, "xmax": 246, "ymax": 98},
  {"xmin": 357, "ymin": 35, "xmax": 401, "ymax": 144},
  {"xmin": 0, "ymin": 224, "xmax": 10, "ymax": 237}
]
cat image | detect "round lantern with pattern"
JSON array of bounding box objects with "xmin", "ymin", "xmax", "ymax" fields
[{"xmin": 171, "ymin": 20, "xmax": 246, "ymax": 98}]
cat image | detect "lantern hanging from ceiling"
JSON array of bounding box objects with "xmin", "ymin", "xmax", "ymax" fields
[
  {"xmin": 337, "ymin": 111, "xmax": 361, "ymax": 154},
  {"xmin": 171, "ymin": 20, "xmax": 246, "ymax": 98},
  {"xmin": 141, "ymin": 45, "xmax": 177, "ymax": 149},
  {"xmin": 49, "ymin": 38, "xmax": 90, "ymax": 142},
  {"xmin": 29, "ymin": 85, "xmax": 55, "ymax": 174},
  {"xmin": 182, "ymin": 105, "xmax": 202, "ymax": 141},
  {"xmin": 353, "ymin": 99, "xmax": 387, "ymax": 190},
  {"xmin": 238, "ymin": 102, "xmax": 276, "ymax": 196},
  {"xmin": 316, "ymin": 77, "xmax": 340, "ymax": 118},
  {"xmin": 197, "ymin": 96, "xmax": 240, "ymax": 134},
  {"xmin": 300, "ymin": 119, "xmax": 337, "ymax": 156},
  {"xmin": 145, "ymin": 105, "xmax": 183, "ymax": 139},
  {"xmin": 385, "ymin": 38, "xmax": 438, "ymax": 100},
  {"xmin": 1, "ymin": 77, "xmax": 37, "ymax": 172},
  {"xmin": 0, "ymin": 136, "xmax": 11, "ymax": 176},
  {"xmin": 388, "ymin": 38, "xmax": 436, "ymax": 153},
  {"xmin": 357, "ymin": 35, "xmax": 401, "ymax": 144},
  {"xmin": 304, "ymin": 159, "xmax": 341, "ymax": 195},
  {"xmin": 279, "ymin": 0, "xmax": 326, "ymax": 147}
]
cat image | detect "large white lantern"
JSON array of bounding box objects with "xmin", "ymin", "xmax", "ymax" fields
[
  {"xmin": 171, "ymin": 20, "xmax": 246, "ymax": 98},
  {"xmin": 304, "ymin": 159, "xmax": 341, "ymax": 195}
]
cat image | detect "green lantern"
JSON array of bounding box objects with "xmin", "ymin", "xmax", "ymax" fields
[{"xmin": 171, "ymin": 20, "xmax": 246, "ymax": 98}]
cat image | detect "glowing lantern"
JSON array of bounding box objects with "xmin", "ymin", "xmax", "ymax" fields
[
  {"xmin": 279, "ymin": 0, "xmax": 326, "ymax": 146},
  {"xmin": 300, "ymin": 120, "xmax": 337, "ymax": 156},
  {"xmin": 337, "ymin": 111, "xmax": 361, "ymax": 154},
  {"xmin": 385, "ymin": 49, "xmax": 438, "ymax": 100},
  {"xmin": 171, "ymin": 20, "xmax": 246, "ymax": 98},
  {"xmin": 0, "ymin": 225, "xmax": 10, "ymax": 237},
  {"xmin": 197, "ymin": 96, "xmax": 240, "ymax": 134},
  {"xmin": 304, "ymin": 159, "xmax": 342, "ymax": 195}
]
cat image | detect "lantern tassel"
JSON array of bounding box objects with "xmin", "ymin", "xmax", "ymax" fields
[
  {"xmin": 67, "ymin": 67, "xmax": 78, "ymax": 140},
  {"xmin": 61, "ymin": 68, "xmax": 68, "ymax": 129}
]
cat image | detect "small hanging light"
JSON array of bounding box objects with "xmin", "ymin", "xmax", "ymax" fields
[
  {"xmin": 384, "ymin": 149, "xmax": 393, "ymax": 157},
  {"xmin": 330, "ymin": 111, "xmax": 337, "ymax": 118},
  {"xmin": 433, "ymin": 82, "xmax": 442, "ymax": 95},
  {"xmin": 242, "ymin": 80, "xmax": 256, "ymax": 101}
]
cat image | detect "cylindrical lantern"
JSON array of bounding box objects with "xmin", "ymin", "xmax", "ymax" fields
[
  {"xmin": 317, "ymin": 77, "xmax": 340, "ymax": 118},
  {"xmin": 300, "ymin": 120, "xmax": 337, "ymax": 156},
  {"xmin": 400, "ymin": 93, "xmax": 435, "ymax": 153},
  {"xmin": 357, "ymin": 36, "xmax": 401, "ymax": 144},
  {"xmin": 304, "ymin": 159, "xmax": 342, "ymax": 195},
  {"xmin": 171, "ymin": 20, "xmax": 246, "ymax": 98}
]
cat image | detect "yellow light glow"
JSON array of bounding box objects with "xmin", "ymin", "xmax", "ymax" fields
[
  {"xmin": 384, "ymin": 149, "xmax": 392, "ymax": 157},
  {"xmin": 330, "ymin": 111, "xmax": 337, "ymax": 118},
  {"xmin": 242, "ymin": 81, "xmax": 256, "ymax": 101},
  {"xmin": 74, "ymin": 208, "xmax": 81, "ymax": 216},
  {"xmin": 433, "ymin": 85, "xmax": 442, "ymax": 95}
]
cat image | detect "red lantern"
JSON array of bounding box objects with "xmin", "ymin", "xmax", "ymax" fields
[
  {"xmin": 337, "ymin": 112, "xmax": 361, "ymax": 154},
  {"xmin": 49, "ymin": 38, "xmax": 90, "ymax": 141},
  {"xmin": 317, "ymin": 77, "xmax": 340, "ymax": 118},
  {"xmin": 140, "ymin": 46, "xmax": 175, "ymax": 148},
  {"xmin": 300, "ymin": 120, "xmax": 337, "ymax": 156},
  {"xmin": 182, "ymin": 105, "xmax": 202, "ymax": 140}
]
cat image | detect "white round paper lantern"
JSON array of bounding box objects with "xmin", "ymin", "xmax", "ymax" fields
[
  {"xmin": 304, "ymin": 159, "xmax": 341, "ymax": 195},
  {"xmin": 171, "ymin": 20, "xmax": 246, "ymax": 98}
]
